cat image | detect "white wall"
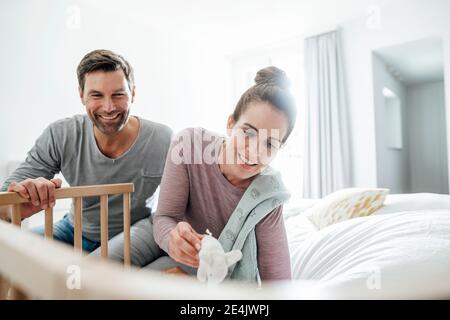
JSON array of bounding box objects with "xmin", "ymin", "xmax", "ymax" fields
[
  {"xmin": 340, "ymin": 0, "xmax": 450, "ymax": 189},
  {"xmin": 4, "ymin": 0, "xmax": 450, "ymax": 193},
  {"xmin": 406, "ymin": 81, "xmax": 449, "ymax": 194},
  {"xmin": 0, "ymin": 0, "xmax": 233, "ymax": 183},
  {"xmin": 372, "ymin": 54, "xmax": 409, "ymax": 193}
]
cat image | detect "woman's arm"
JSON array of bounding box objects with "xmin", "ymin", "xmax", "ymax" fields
[
  {"xmin": 153, "ymin": 131, "xmax": 203, "ymax": 267},
  {"xmin": 153, "ymin": 135, "xmax": 190, "ymax": 252},
  {"xmin": 255, "ymin": 206, "xmax": 292, "ymax": 281}
]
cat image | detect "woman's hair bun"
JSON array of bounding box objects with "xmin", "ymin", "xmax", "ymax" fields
[{"xmin": 254, "ymin": 66, "xmax": 290, "ymax": 89}]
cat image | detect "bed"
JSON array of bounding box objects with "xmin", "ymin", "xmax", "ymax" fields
[
  {"xmin": 2, "ymin": 181, "xmax": 450, "ymax": 299},
  {"xmin": 283, "ymin": 193, "xmax": 450, "ymax": 298}
]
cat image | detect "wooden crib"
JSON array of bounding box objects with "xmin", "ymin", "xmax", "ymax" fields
[
  {"xmin": 0, "ymin": 183, "xmax": 135, "ymax": 299},
  {"xmin": 0, "ymin": 183, "xmax": 282, "ymax": 300}
]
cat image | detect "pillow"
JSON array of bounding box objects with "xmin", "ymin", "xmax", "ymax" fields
[
  {"xmin": 283, "ymin": 198, "xmax": 320, "ymax": 219},
  {"xmin": 286, "ymin": 214, "xmax": 319, "ymax": 248},
  {"xmin": 286, "ymin": 213, "xmax": 319, "ymax": 273},
  {"xmin": 373, "ymin": 193, "xmax": 450, "ymax": 215},
  {"xmin": 304, "ymin": 188, "xmax": 389, "ymax": 230}
]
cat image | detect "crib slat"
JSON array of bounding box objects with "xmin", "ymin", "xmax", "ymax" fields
[
  {"xmin": 8, "ymin": 284, "xmax": 28, "ymax": 300},
  {"xmin": 11, "ymin": 204, "xmax": 21, "ymax": 227},
  {"xmin": 123, "ymin": 193, "xmax": 131, "ymax": 267},
  {"xmin": 74, "ymin": 197, "xmax": 83, "ymax": 253},
  {"xmin": 100, "ymin": 195, "xmax": 108, "ymax": 259},
  {"xmin": 0, "ymin": 274, "xmax": 9, "ymax": 300},
  {"xmin": 45, "ymin": 207, "xmax": 53, "ymax": 239}
]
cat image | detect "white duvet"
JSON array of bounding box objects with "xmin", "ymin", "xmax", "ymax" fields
[{"xmin": 284, "ymin": 194, "xmax": 450, "ymax": 298}]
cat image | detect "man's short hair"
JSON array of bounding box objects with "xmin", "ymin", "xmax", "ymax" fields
[{"xmin": 77, "ymin": 49, "xmax": 135, "ymax": 91}]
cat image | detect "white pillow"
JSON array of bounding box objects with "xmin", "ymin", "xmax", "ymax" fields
[
  {"xmin": 283, "ymin": 198, "xmax": 319, "ymax": 219},
  {"xmin": 285, "ymin": 213, "xmax": 319, "ymax": 272},
  {"xmin": 286, "ymin": 214, "xmax": 318, "ymax": 247},
  {"xmin": 304, "ymin": 188, "xmax": 389, "ymax": 230},
  {"xmin": 374, "ymin": 193, "xmax": 450, "ymax": 215}
]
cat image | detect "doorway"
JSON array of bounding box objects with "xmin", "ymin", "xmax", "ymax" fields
[{"xmin": 372, "ymin": 37, "xmax": 448, "ymax": 194}]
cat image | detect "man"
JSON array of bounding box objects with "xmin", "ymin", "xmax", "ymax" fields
[{"xmin": 0, "ymin": 49, "xmax": 172, "ymax": 265}]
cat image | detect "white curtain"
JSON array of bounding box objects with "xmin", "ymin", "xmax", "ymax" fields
[{"xmin": 302, "ymin": 30, "xmax": 352, "ymax": 198}]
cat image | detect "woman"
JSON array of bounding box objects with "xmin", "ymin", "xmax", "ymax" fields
[{"xmin": 152, "ymin": 66, "xmax": 297, "ymax": 282}]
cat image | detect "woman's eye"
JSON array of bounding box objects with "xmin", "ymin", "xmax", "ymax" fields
[
  {"xmin": 267, "ymin": 140, "xmax": 281, "ymax": 150},
  {"xmin": 244, "ymin": 129, "xmax": 257, "ymax": 137}
]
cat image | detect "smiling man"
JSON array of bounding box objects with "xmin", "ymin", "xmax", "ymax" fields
[{"xmin": 0, "ymin": 50, "xmax": 172, "ymax": 262}]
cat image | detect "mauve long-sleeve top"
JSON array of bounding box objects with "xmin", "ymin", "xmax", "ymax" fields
[{"xmin": 153, "ymin": 128, "xmax": 291, "ymax": 280}]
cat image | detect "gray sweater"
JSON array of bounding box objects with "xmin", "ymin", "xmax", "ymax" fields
[{"xmin": 1, "ymin": 114, "xmax": 172, "ymax": 242}]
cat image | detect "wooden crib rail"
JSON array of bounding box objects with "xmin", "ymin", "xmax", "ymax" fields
[
  {"xmin": 0, "ymin": 218, "xmax": 273, "ymax": 300},
  {"xmin": 0, "ymin": 183, "xmax": 134, "ymax": 266}
]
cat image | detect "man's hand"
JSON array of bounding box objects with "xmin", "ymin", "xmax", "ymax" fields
[
  {"xmin": 168, "ymin": 222, "xmax": 204, "ymax": 268},
  {"xmin": 7, "ymin": 177, "xmax": 62, "ymax": 219}
]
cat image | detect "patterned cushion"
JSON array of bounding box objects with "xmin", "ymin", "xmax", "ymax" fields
[{"xmin": 305, "ymin": 188, "xmax": 389, "ymax": 229}]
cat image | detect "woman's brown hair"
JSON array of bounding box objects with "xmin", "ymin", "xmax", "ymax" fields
[{"xmin": 232, "ymin": 66, "xmax": 297, "ymax": 143}]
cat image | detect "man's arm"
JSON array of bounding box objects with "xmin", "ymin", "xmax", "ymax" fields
[
  {"xmin": 1, "ymin": 124, "xmax": 61, "ymax": 192},
  {"xmin": 1, "ymin": 124, "xmax": 62, "ymax": 218}
]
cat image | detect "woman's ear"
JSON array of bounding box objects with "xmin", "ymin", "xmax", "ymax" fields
[{"xmin": 226, "ymin": 115, "xmax": 235, "ymax": 136}]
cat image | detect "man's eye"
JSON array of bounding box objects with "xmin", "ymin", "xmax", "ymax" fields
[{"xmin": 113, "ymin": 93, "xmax": 125, "ymax": 97}]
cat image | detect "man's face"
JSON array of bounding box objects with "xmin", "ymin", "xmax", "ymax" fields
[{"xmin": 80, "ymin": 70, "xmax": 135, "ymax": 135}]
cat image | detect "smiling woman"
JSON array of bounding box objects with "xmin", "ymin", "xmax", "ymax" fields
[
  {"xmin": 215, "ymin": 67, "xmax": 296, "ymax": 187},
  {"xmin": 148, "ymin": 66, "xmax": 297, "ymax": 284},
  {"xmin": 230, "ymin": 46, "xmax": 304, "ymax": 197}
]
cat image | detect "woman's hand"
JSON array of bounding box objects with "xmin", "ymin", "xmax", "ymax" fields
[
  {"xmin": 161, "ymin": 267, "xmax": 190, "ymax": 277},
  {"xmin": 168, "ymin": 222, "xmax": 204, "ymax": 268}
]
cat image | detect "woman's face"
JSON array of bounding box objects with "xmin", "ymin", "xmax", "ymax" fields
[{"xmin": 225, "ymin": 101, "xmax": 289, "ymax": 181}]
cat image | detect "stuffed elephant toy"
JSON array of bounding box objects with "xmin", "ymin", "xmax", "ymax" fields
[{"xmin": 197, "ymin": 230, "xmax": 242, "ymax": 285}]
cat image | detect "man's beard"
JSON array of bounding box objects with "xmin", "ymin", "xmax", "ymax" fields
[{"xmin": 92, "ymin": 110, "xmax": 129, "ymax": 135}]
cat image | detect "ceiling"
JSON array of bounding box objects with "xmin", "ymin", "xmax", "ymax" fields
[
  {"xmin": 84, "ymin": 0, "xmax": 401, "ymax": 53},
  {"xmin": 375, "ymin": 37, "xmax": 444, "ymax": 85}
]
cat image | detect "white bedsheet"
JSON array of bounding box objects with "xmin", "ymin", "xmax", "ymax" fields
[{"xmin": 286, "ymin": 209, "xmax": 450, "ymax": 298}]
